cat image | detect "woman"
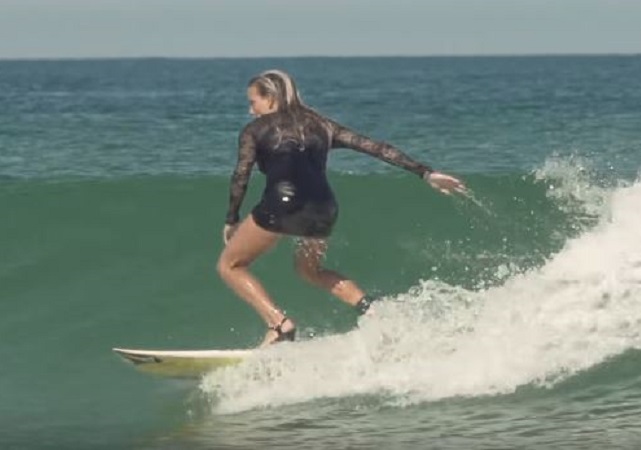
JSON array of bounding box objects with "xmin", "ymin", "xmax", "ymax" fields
[{"xmin": 217, "ymin": 70, "xmax": 465, "ymax": 347}]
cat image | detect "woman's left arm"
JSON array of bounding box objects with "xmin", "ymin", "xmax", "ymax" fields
[{"xmin": 225, "ymin": 127, "xmax": 256, "ymax": 226}]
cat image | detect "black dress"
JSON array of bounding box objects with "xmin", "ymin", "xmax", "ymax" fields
[{"xmin": 225, "ymin": 107, "xmax": 432, "ymax": 238}]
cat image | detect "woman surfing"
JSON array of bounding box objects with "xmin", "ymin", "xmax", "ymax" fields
[{"xmin": 217, "ymin": 70, "xmax": 466, "ymax": 347}]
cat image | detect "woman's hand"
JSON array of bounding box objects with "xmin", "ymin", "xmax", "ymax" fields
[
  {"xmin": 423, "ymin": 171, "xmax": 466, "ymax": 195},
  {"xmin": 222, "ymin": 224, "xmax": 238, "ymax": 245}
]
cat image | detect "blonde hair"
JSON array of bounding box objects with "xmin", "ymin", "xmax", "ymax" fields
[
  {"xmin": 248, "ymin": 69, "xmax": 334, "ymax": 144},
  {"xmin": 248, "ymin": 70, "xmax": 306, "ymax": 111}
]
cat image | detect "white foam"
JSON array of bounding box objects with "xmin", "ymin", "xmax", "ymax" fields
[
  {"xmin": 201, "ymin": 175, "xmax": 641, "ymax": 414},
  {"xmin": 534, "ymin": 154, "xmax": 611, "ymax": 218}
]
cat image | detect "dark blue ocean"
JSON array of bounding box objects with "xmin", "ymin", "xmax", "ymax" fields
[{"xmin": 1, "ymin": 56, "xmax": 641, "ymax": 449}]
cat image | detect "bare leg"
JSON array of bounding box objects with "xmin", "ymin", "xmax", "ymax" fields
[
  {"xmin": 217, "ymin": 215, "xmax": 295, "ymax": 346},
  {"xmin": 293, "ymin": 238, "xmax": 365, "ymax": 306}
]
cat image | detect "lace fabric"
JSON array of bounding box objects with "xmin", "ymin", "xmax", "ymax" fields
[{"xmin": 225, "ymin": 108, "xmax": 432, "ymax": 225}]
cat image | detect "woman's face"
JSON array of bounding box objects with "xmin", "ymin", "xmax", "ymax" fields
[{"xmin": 247, "ymin": 85, "xmax": 277, "ymax": 117}]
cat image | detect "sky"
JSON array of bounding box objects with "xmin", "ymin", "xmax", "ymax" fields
[{"xmin": 0, "ymin": 0, "xmax": 640, "ymax": 59}]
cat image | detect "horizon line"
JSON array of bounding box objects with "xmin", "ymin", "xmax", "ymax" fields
[{"xmin": 0, "ymin": 51, "xmax": 639, "ymax": 62}]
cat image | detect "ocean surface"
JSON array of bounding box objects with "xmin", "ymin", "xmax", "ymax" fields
[{"xmin": 1, "ymin": 56, "xmax": 641, "ymax": 449}]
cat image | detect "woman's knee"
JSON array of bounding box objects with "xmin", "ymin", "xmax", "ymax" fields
[
  {"xmin": 217, "ymin": 254, "xmax": 246, "ymax": 279},
  {"xmin": 216, "ymin": 256, "xmax": 230, "ymax": 279},
  {"xmin": 294, "ymin": 258, "xmax": 321, "ymax": 282}
]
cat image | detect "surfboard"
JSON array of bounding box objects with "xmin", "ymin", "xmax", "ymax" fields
[{"xmin": 112, "ymin": 347, "xmax": 254, "ymax": 379}]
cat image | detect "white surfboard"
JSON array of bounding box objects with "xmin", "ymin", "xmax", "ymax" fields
[{"xmin": 113, "ymin": 347, "xmax": 254, "ymax": 379}]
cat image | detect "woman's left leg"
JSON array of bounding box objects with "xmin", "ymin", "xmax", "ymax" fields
[{"xmin": 217, "ymin": 215, "xmax": 295, "ymax": 345}]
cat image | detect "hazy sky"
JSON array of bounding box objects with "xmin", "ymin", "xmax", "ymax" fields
[{"xmin": 1, "ymin": 0, "xmax": 640, "ymax": 58}]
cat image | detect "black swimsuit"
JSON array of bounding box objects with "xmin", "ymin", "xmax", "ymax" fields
[{"xmin": 225, "ymin": 107, "xmax": 432, "ymax": 238}]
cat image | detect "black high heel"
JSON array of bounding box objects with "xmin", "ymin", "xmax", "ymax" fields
[
  {"xmin": 355, "ymin": 295, "xmax": 377, "ymax": 315},
  {"xmin": 268, "ymin": 317, "xmax": 296, "ymax": 343}
]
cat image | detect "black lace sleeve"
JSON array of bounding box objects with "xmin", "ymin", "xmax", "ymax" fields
[
  {"xmin": 329, "ymin": 120, "xmax": 433, "ymax": 177},
  {"xmin": 225, "ymin": 126, "xmax": 257, "ymax": 225}
]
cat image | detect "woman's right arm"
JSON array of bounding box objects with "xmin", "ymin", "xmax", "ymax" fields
[
  {"xmin": 329, "ymin": 120, "xmax": 434, "ymax": 178},
  {"xmin": 329, "ymin": 119, "xmax": 466, "ymax": 195}
]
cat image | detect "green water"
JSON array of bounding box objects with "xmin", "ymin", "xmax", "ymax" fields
[
  {"xmin": 2, "ymin": 56, "xmax": 641, "ymax": 449},
  {"xmin": 4, "ymin": 171, "xmax": 641, "ymax": 448}
]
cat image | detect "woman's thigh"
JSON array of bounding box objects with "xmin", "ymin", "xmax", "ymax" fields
[{"xmin": 219, "ymin": 215, "xmax": 281, "ymax": 267}]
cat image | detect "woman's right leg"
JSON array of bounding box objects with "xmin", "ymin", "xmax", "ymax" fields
[
  {"xmin": 217, "ymin": 215, "xmax": 295, "ymax": 344},
  {"xmin": 293, "ymin": 238, "xmax": 367, "ymax": 307}
]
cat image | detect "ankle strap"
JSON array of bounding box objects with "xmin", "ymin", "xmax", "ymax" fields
[
  {"xmin": 269, "ymin": 317, "xmax": 288, "ymax": 333},
  {"xmin": 355, "ymin": 295, "xmax": 375, "ymax": 315}
]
